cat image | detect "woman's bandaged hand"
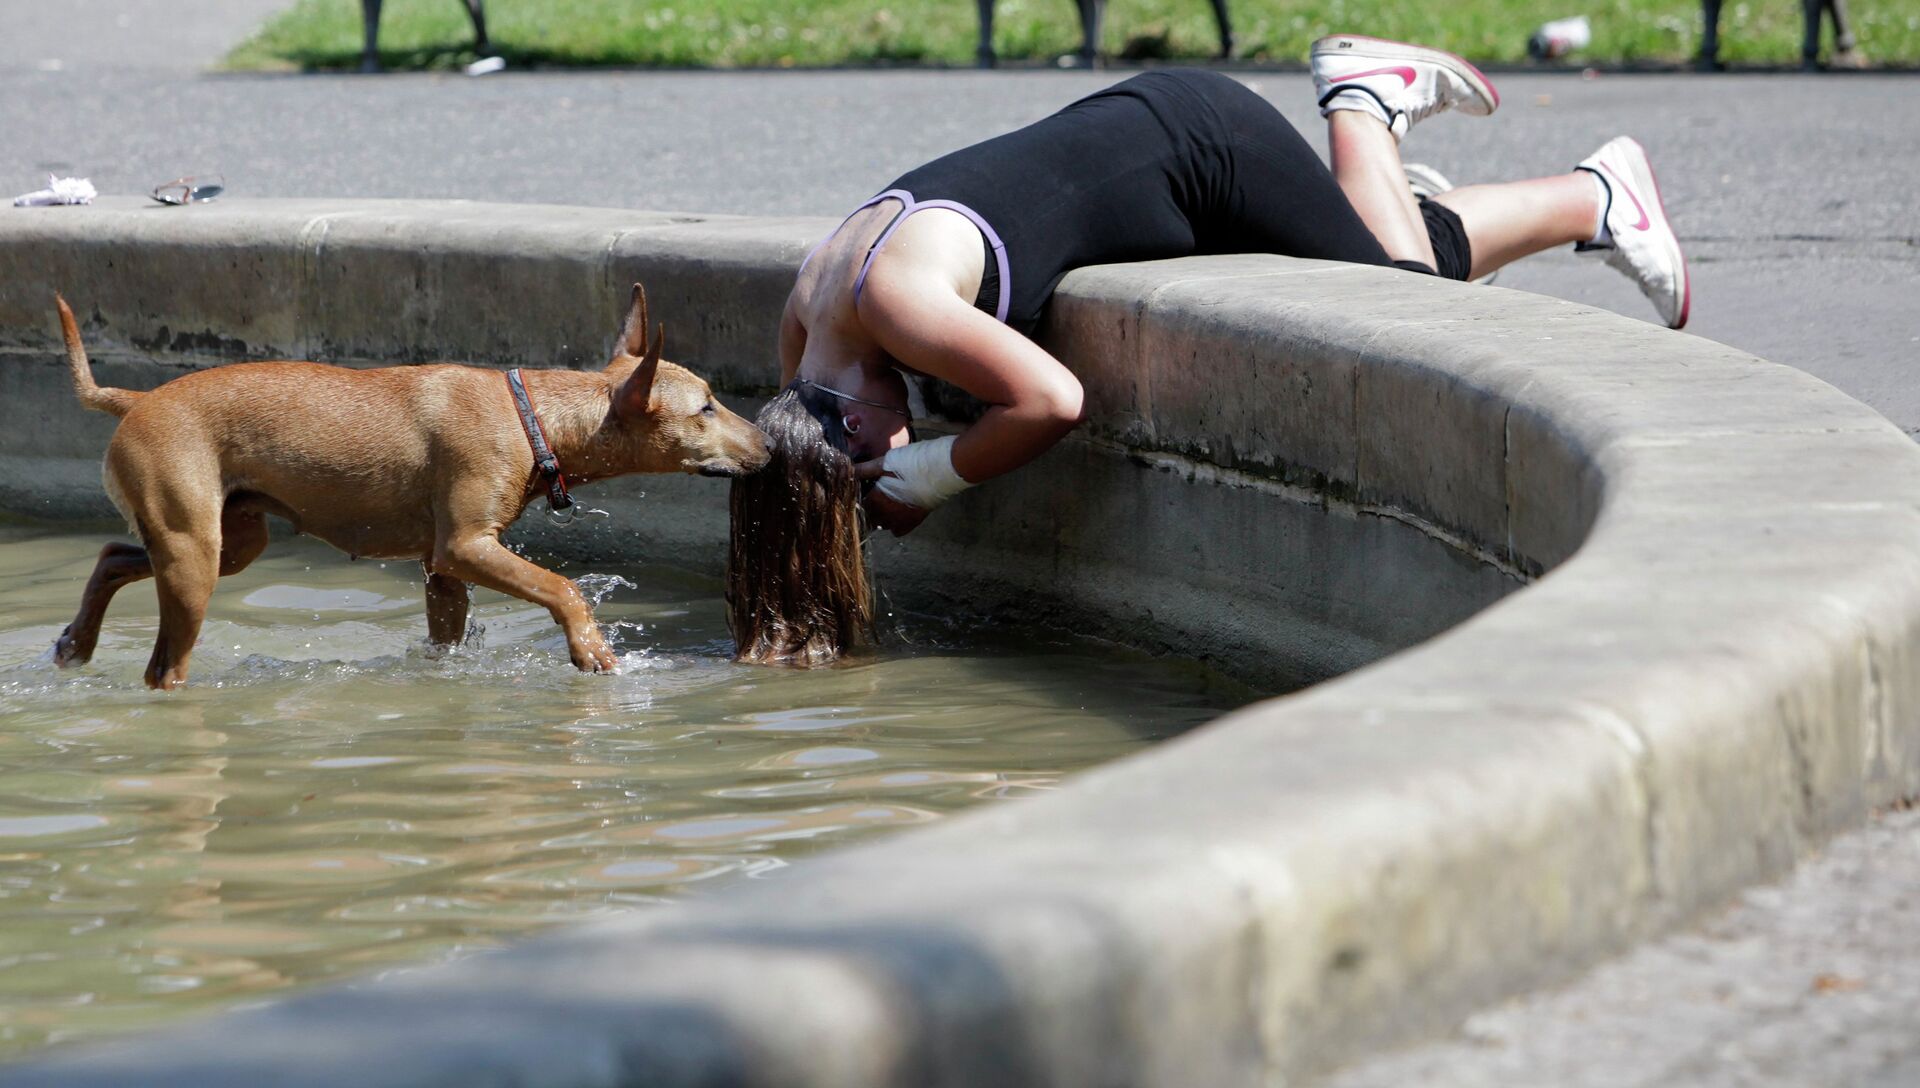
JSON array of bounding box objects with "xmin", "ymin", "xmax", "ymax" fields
[{"xmin": 872, "ymin": 435, "xmax": 973, "ymax": 511}]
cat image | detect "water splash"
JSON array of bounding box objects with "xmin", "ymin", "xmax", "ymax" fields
[
  {"xmin": 547, "ymin": 503, "xmax": 613, "ymax": 528},
  {"xmin": 575, "ymin": 573, "xmax": 637, "ymax": 607}
]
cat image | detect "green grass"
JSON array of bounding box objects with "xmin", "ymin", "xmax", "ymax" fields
[{"xmin": 224, "ymin": 0, "xmax": 1920, "ymax": 71}]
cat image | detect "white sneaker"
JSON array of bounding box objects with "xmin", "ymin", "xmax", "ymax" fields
[
  {"xmin": 1312, "ymin": 35, "xmax": 1500, "ymax": 141},
  {"xmin": 1401, "ymin": 161, "xmax": 1453, "ymax": 201},
  {"xmin": 1576, "ymin": 136, "xmax": 1690, "ymax": 329},
  {"xmin": 1402, "ymin": 163, "xmax": 1498, "ymax": 285}
]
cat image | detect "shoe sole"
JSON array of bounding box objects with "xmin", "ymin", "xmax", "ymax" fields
[
  {"xmin": 1311, "ymin": 34, "xmax": 1501, "ymax": 115},
  {"xmin": 1401, "ymin": 162, "xmax": 1453, "ymax": 200},
  {"xmin": 1602, "ymin": 136, "xmax": 1690, "ymax": 329}
]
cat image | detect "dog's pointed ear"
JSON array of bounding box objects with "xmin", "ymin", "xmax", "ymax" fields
[
  {"xmin": 610, "ymin": 283, "xmax": 649, "ymax": 367},
  {"xmin": 614, "ymin": 322, "xmax": 664, "ymax": 419}
]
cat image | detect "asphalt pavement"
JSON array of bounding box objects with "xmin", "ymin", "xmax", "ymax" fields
[
  {"xmin": 3, "ymin": 30, "xmax": 1916, "ymax": 431},
  {"xmin": 5, "ymin": 6, "xmax": 1920, "ymax": 1083},
  {"xmin": 1320, "ymin": 804, "xmax": 1920, "ymax": 1088}
]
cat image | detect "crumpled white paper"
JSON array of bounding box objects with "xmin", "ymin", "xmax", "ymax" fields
[{"xmin": 12, "ymin": 176, "xmax": 97, "ymax": 207}]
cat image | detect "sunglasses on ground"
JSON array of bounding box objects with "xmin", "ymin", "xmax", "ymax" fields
[{"xmin": 150, "ymin": 175, "xmax": 225, "ymax": 205}]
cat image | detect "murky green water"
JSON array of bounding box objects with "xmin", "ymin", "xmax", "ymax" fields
[{"xmin": 0, "ymin": 521, "xmax": 1246, "ymax": 1057}]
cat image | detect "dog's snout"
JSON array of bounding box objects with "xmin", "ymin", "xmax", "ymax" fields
[{"xmin": 739, "ymin": 427, "xmax": 773, "ymax": 470}]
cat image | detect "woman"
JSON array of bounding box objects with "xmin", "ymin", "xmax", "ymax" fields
[{"xmin": 728, "ymin": 35, "xmax": 1689, "ymax": 665}]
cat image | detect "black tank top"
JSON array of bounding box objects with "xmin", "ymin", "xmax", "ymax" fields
[{"xmin": 883, "ymin": 69, "xmax": 1253, "ymax": 330}]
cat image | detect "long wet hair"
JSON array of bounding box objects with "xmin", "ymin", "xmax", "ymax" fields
[{"xmin": 727, "ymin": 381, "xmax": 873, "ymax": 666}]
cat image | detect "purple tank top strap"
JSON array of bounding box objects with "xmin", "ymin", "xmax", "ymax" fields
[
  {"xmin": 796, "ymin": 189, "xmax": 910, "ymax": 276},
  {"xmin": 911, "ymin": 199, "xmax": 1012, "ymax": 326},
  {"xmin": 848, "ymin": 191, "xmax": 1012, "ymax": 326},
  {"xmin": 850, "ymin": 189, "xmax": 918, "ymax": 302}
]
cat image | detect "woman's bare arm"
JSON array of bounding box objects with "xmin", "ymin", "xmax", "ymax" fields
[{"xmin": 856, "ymin": 262, "xmax": 1084, "ymax": 486}]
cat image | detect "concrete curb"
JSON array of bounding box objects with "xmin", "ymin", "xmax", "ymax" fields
[{"xmin": 3, "ymin": 199, "xmax": 1918, "ymax": 1085}]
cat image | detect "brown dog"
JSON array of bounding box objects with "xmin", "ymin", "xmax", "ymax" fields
[{"xmin": 52, "ymin": 285, "xmax": 769, "ymax": 690}]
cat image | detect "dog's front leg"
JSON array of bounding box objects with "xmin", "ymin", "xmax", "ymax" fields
[
  {"xmin": 55, "ymin": 542, "xmax": 154, "ymax": 667},
  {"xmin": 423, "ymin": 569, "xmax": 471, "ymax": 646},
  {"xmin": 433, "ymin": 534, "xmax": 618, "ymax": 672}
]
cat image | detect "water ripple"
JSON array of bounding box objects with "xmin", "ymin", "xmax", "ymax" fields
[{"xmin": 0, "ymin": 524, "xmax": 1248, "ymax": 1057}]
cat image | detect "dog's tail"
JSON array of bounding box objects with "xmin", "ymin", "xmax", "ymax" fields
[{"xmin": 56, "ymin": 296, "xmax": 140, "ymax": 418}]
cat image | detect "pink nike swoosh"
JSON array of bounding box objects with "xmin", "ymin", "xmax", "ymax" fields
[
  {"xmin": 1598, "ymin": 163, "xmax": 1652, "ymax": 231},
  {"xmin": 1330, "ymin": 65, "xmax": 1417, "ymax": 87}
]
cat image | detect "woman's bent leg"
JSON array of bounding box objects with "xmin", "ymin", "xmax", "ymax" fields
[
  {"xmin": 1327, "ymin": 111, "xmax": 1435, "ymax": 268},
  {"xmin": 1205, "ymin": 77, "xmax": 1430, "ymax": 274},
  {"xmin": 1433, "ymin": 173, "xmax": 1601, "ymax": 280}
]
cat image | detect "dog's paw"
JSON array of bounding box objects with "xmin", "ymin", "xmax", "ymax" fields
[
  {"xmin": 569, "ymin": 636, "xmax": 620, "ymax": 674},
  {"xmin": 52, "ymin": 626, "xmax": 86, "ymax": 668}
]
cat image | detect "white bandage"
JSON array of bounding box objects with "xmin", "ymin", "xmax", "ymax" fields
[{"xmin": 874, "ymin": 435, "xmax": 973, "ymax": 511}]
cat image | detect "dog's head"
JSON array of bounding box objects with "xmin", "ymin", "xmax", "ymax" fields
[{"xmin": 602, "ymin": 284, "xmax": 770, "ymax": 478}]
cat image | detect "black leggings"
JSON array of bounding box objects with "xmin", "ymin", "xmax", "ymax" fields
[
  {"xmin": 1413, "ymin": 198, "xmax": 1473, "ymax": 281},
  {"xmin": 887, "ymin": 69, "xmax": 1473, "ymax": 329},
  {"xmin": 1198, "ymin": 72, "xmax": 1472, "ymax": 280}
]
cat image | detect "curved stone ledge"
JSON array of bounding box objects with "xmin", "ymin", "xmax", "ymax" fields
[{"xmin": 3, "ymin": 199, "xmax": 1918, "ymax": 1086}]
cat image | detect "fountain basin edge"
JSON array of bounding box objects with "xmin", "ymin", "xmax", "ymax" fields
[{"xmin": 2, "ymin": 198, "xmax": 1917, "ymax": 1086}]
